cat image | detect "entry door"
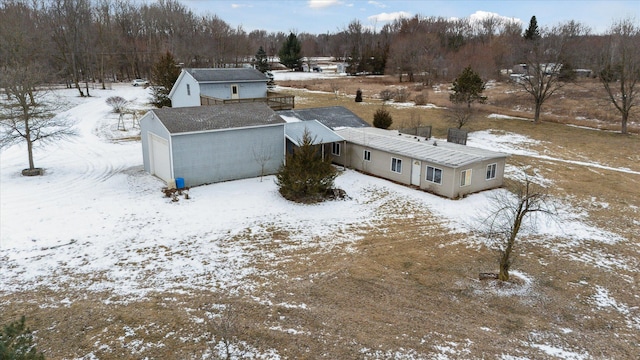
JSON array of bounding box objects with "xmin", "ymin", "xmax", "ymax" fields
[
  {"xmin": 231, "ymin": 84, "xmax": 239, "ymax": 99},
  {"xmin": 411, "ymin": 160, "xmax": 421, "ymax": 186}
]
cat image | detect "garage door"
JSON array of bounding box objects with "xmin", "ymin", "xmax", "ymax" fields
[{"xmin": 149, "ymin": 132, "xmax": 171, "ymax": 183}]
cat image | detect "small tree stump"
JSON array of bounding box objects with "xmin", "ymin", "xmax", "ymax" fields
[{"xmin": 22, "ymin": 168, "xmax": 44, "ymax": 176}]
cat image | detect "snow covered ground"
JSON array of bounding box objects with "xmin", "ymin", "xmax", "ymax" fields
[{"xmin": 0, "ymin": 83, "xmax": 634, "ymax": 359}]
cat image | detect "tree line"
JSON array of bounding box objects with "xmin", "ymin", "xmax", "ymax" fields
[
  {"xmin": 0, "ymin": 0, "xmax": 637, "ymax": 135},
  {"xmin": 1, "ymin": 0, "xmax": 635, "ymax": 84}
]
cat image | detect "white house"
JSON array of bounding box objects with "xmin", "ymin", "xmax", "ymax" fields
[
  {"xmin": 168, "ymin": 68, "xmax": 269, "ymax": 108},
  {"xmin": 329, "ymin": 127, "xmax": 508, "ymax": 199}
]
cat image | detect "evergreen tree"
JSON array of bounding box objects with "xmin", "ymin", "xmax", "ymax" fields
[
  {"xmin": 347, "ymin": 46, "xmax": 360, "ymax": 75},
  {"xmin": 450, "ymin": 66, "xmax": 487, "ymax": 108},
  {"xmin": 0, "ymin": 316, "xmax": 45, "ymax": 360},
  {"xmin": 253, "ymin": 46, "xmax": 269, "ymax": 73},
  {"xmin": 278, "ymin": 32, "xmax": 303, "ymax": 70},
  {"xmin": 150, "ymin": 51, "xmax": 181, "ymax": 108},
  {"xmin": 373, "ymin": 107, "xmax": 393, "ymax": 129},
  {"xmin": 523, "ymin": 16, "xmax": 541, "ymax": 41},
  {"xmin": 355, "ymin": 89, "xmax": 363, "ymax": 102},
  {"xmin": 558, "ymin": 61, "xmax": 576, "ymax": 82},
  {"xmin": 276, "ymin": 129, "xmax": 337, "ymax": 203}
]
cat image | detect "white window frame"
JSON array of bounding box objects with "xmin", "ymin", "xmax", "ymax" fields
[
  {"xmin": 391, "ymin": 157, "xmax": 402, "ymax": 173},
  {"xmin": 460, "ymin": 169, "xmax": 472, "ymax": 187},
  {"xmin": 426, "ymin": 166, "xmax": 443, "ymax": 184},
  {"xmin": 363, "ymin": 150, "xmax": 371, "ymax": 161},
  {"xmin": 186, "ymin": 84, "xmax": 191, "ymax": 96},
  {"xmin": 332, "ymin": 142, "xmax": 341, "ymax": 156},
  {"xmin": 486, "ymin": 163, "xmax": 497, "ymax": 180},
  {"xmin": 231, "ymin": 85, "xmax": 238, "ymax": 95}
]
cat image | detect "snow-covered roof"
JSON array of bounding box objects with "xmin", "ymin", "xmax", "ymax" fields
[
  {"xmin": 285, "ymin": 120, "xmax": 343, "ymax": 146},
  {"xmin": 149, "ymin": 103, "xmax": 285, "ymax": 134},
  {"xmin": 335, "ymin": 127, "xmax": 508, "ymax": 168}
]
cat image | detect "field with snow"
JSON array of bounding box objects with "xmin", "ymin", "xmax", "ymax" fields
[{"xmin": 1, "ymin": 77, "xmax": 639, "ymax": 359}]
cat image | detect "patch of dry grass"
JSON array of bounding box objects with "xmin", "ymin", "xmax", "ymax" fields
[
  {"xmin": 2, "ymin": 78, "xmax": 639, "ymax": 359},
  {"xmin": 281, "ymin": 76, "xmax": 639, "ymax": 134}
]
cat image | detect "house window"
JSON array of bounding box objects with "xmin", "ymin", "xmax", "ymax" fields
[
  {"xmin": 186, "ymin": 84, "xmax": 190, "ymax": 96},
  {"xmin": 426, "ymin": 166, "xmax": 442, "ymax": 184},
  {"xmin": 332, "ymin": 142, "xmax": 341, "ymax": 156},
  {"xmin": 363, "ymin": 150, "xmax": 371, "ymax": 161},
  {"xmin": 460, "ymin": 169, "xmax": 472, "ymax": 187},
  {"xmin": 232, "ymin": 85, "xmax": 238, "ymax": 95},
  {"xmin": 391, "ymin": 158, "xmax": 402, "ymax": 173},
  {"xmin": 486, "ymin": 163, "xmax": 497, "ymax": 180}
]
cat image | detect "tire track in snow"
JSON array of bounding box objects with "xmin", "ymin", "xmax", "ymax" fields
[{"xmin": 0, "ymin": 93, "xmax": 144, "ymax": 241}]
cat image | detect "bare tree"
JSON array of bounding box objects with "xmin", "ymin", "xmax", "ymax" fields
[
  {"xmin": 480, "ymin": 172, "xmax": 556, "ymax": 281},
  {"xmin": 598, "ymin": 18, "xmax": 640, "ymax": 135},
  {"xmin": 252, "ymin": 143, "xmax": 273, "ymax": 182},
  {"xmin": 0, "ymin": 66, "xmax": 76, "ymax": 175},
  {"xmin": 206, "ymin": 303, "xmax": 242, "ymax": 360},
  {"xmin": 105, "ymin": 96, "xmax": 129, "ymax": 113},
  {"xmin": 447, "ymin": 102, "xmax": 474, "ymax": 129},
  {"xmin": 48, "ymin": 0, "xmax": 93, "ymax": 97},
  {"xmin": 329, "ymin": 81, "xmax": 340, "ymax": 99},
  {"xmin": 514, "ymin": 23, "xmax": 579, "ymax": 123},
  {"xmin": 515, "ymin": 51, "xmax": 562, "ymax": 122}
]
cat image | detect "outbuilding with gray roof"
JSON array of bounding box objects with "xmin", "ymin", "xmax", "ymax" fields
[{"xmin": 140, "ymin": 102, "xmax": 285, "ymax": 187}]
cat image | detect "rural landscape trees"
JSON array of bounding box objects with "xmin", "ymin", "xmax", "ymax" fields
[
  {"xmin": 449, "ymin": 66, "xmax": 486, "ymax": 128},
  {"xmin": 278, "ymin": 32, "xmax": 303, "ymax": 70},
  {"xmin": 0, "ymin": 0, "xmax": 636, "ymax": 132},
  {"xmin": 0, "ymin": 66, "xmax": 76, "ymax": 175},
  {"xmin": 480, "ymin": 172, "xmax": 556, "ymax": 281},
  {"xmin": 0, "ymin": 0, "xmax": 630, "ymax": 88},
  {"xmin": 598, "ymin": 19, "xmax": 640, "ymax": 135},
  {"xmin": 150, "ymin": 51, "xmax": 181, "ymax": 107}
]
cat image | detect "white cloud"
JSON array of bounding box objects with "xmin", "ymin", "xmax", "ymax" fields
[
  {"xmin": 231, "ymin": 3, "xmax": 252, "ymax": 9},
  {"xmin": 368, "ymin": 0, "xmax": 386, "ymax": 8},
  {"xmin": 308, "ymin": 0, "xmax": 342, "ymax": 9},
  {"xmin": 468, "ymin": 10, "xmax": 521, "ymax": 25},
  {"xmin": 368, "ymin": 11, "xmax": 411, "ymax": 23}
]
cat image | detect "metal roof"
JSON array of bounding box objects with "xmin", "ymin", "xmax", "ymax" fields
[
  {"xmin": 335, "ymin": 127, "xmax": 508, "ymax": 168},
  {"xmin": 285, "ymin": 120, "xmax": 344, "ymax": 146},
  {"xmin": 278, "ymin": 106, "xmax": 370, "ymax": 129},
  {"xmin": 184, "ymin": 68, "xmax": 268, "ymax": 83},
  {"xmin": 151, "ymin": 103, "xmax": 285, "ymax": 134}
]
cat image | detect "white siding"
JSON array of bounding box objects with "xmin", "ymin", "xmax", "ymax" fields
[{"xmin": 170, "ymin": 75, "xmax": 201, "ymax": 108}]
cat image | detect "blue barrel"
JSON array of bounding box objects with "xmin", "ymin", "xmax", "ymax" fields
[{"xmin": 175, "ymin": 177, "xmax": 185, "ymax": 189}]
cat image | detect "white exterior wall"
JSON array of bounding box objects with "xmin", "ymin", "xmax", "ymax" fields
[
  {"xmin": 330, "ymin": 141, "xmax": 506, "ymax": 199},
  {"xmin": 140, "ymin": 112, "xmax": 174, "ymax": 182},
  {"xmin": 170, "ymin": 74, "xmax": 201, "ymax": 108},
  {"xmin": 200, "ymin": 82, "xmax": 267, "ymax": 100}
]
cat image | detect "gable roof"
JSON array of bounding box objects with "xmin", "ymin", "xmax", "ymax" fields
[
  {"xmin": 150, "ymin": 102, "xmax": 285, "ymax": 135},
  {"xmin": 184, "ymin": 68, "xmax": 269, "ymax": 83},
  {"xmin": 285, "ymin": 120, "xmax": 344, "ymax": 146},
  {"xmin": 335, "ymin": 127, "xmax": 508, "ymax": 168},
  {"xmin": 277, "ymin": 106, "xmax": 370, "ymax": 129}
]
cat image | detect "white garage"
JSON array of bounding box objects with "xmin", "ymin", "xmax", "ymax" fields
[
  {"xmin": 139, "ymin": 103, "xmax": 287, "ymax": 188},
  {"xmin": 147, "ymin": 132, "xmax": 172, "ymax": 183}
]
